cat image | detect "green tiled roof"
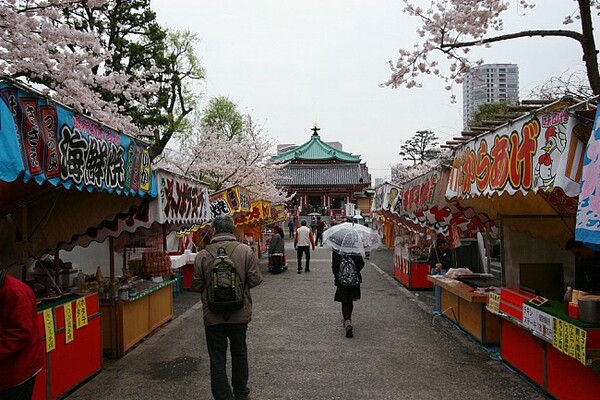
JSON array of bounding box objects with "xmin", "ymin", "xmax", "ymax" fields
[{"xmin": 272, "ymin": 133, "xmax": 361, "ymax": 163}]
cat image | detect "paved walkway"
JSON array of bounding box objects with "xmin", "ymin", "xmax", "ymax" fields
[{"xmin": 68, "ymin": 239, "xmax": 547, "ymax": 399}]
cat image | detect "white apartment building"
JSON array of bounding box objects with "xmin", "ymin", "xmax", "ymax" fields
[{"xmin": 462, "ymin": 63, "xmax": 519, "ymax": 128}]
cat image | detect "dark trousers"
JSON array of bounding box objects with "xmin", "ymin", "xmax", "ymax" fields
[
  {"xmin": 0, "ymin": 375, "xmax": 37, "ymax": 400},
  {"xmin": 205, "ymin": 323, "xmax": 250, "ymax": 400},
  {"xmin": 271, "ymin": 255, "xmax": 283, "ymax": 274},
  {"xmin": 316, "ymin": 231, "xmax": 323, "ymax": 246},
  {"xmin": 296, "ymin": 246, "xmax": 310, "ymax": 271},
  {"xmin": 288, "ymin": 228, "xmax": 294, "ymax": 238}
]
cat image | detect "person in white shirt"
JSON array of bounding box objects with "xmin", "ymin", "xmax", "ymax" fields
[{"xmin": 294, "ymin": 220, "xmax": 315, "ymax": 274}]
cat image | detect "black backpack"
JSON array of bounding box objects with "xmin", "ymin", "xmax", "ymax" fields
[
  {"xmin": 339, "ymin": 255, "xmax": 359, "ymax": 287},
  {"xmin": 205, "ymin": 242, "xmax": 244, "ymax": 313}
]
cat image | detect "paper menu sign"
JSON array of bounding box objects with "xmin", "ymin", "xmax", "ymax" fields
[
  {"xmin": 522, "ymin": 304, "xmax": 553, "ymax": 342},
  {"xmin": 43, "ymin": 309, "xmax": 56, "ymax": 352},
  {"xmin": 64, "ymin": 302, "xmax": 74, "ymax": 343},
  {"xmin": 75, "ymin": 297, "xmax": 88, "ymax": 328}
]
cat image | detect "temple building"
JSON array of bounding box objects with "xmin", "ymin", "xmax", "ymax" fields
[{"xmin": 272, "ymin": 126, "xmax": 372, "ymax": 222}]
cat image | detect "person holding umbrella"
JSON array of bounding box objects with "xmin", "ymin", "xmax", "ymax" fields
[{"xmin": 323, "ymin": 223, "xmax": 380, "ymax": 338}]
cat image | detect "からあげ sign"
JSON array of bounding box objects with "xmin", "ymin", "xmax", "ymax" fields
[{"xmin": 446, "ymin": 107, "xmax": 588, "ymax": 200}]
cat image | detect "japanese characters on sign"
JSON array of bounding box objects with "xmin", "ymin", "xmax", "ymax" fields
[
  {"xmin": 43, "ymin": 309, "xmax": 56, "ymax": 352},
  {"xmin": 64, "ymin": 302, "xmax": 74, "ymax": 344},
  {"xmin": 447, "ymin": 107, "xmax": 588, "ymax": 200},
  {"xmin": 159, "ymin": 172, "xmax": 210, "ymax": 225},
  {"xmin": 75, "ymin": 297, "xmax": 88, "ymax": 329},
  {"xmin": 209, "ymin": 186, "xmax": 251, "ymax": 219},
  {"xmin": 372, "ymin": 183, "xmax": 402, "ymax": 215},
  {"xmin": 0, "ymin": 82, "xmax": 154, "ymax": 197},
  {"xmin": 402, "ymin": 170, "xmax": 439, "ymax": 214}
]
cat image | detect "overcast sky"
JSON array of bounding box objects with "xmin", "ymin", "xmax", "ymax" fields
[{"xmin": 151, "ymin": 0, "xmax": 593, "ymax": 181}]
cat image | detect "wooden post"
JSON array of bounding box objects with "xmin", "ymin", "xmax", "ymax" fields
[
  {"xmin": 21, "ymin": 202, "xmax": 28, "ymax": 281},
  {"xmin": 54, "ymin": 250, "xmax": 60, "ymax": 289}
]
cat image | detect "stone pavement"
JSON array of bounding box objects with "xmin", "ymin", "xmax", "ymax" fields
[{"xmin": 67, "ymin": 239, "xmax": 548, "ymax": 399}]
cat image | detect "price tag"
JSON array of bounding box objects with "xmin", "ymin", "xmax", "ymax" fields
[
  {"xmin": 63, "ymin": 302, "xmax": 74, "ymax": 344},
  {"xmin": 487, "ymin": 292, "xmax": 500, "ymax": 315},
  {"xmin": 576, "ymin": 328, "xmax": 587, "ymax": 365},
  {"xmin": 552, "ymin": 318, "xmax": 564, "ymax": 352},
  {"xmin": 43, "ymin": 309, "xmax": 56, "ymax": 352},
  {"xmin": 75, "ymin": 297, "xmax": 88, "ymax": 328}
]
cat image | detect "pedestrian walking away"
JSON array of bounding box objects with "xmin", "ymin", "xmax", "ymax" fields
[
  {"xmin": 192, "ymin": 215, "xmax": 263, "ymax": 400},
  {"xmin": 331, "ymin": 249, "xmax": 365, "ymax": 338},
  {"xmin": 294, "ymin": 220, "xmax": 315, "ymax": 273},
  {"xmin": 287, "ymin": 218, "xmax": 295, "ymax": 239},
  {"xmin": 268, "ymin": 226, "xmax": 285, "ymax": 274},
  {"xmin": 0, "ymin": 268, "xmax": 44, "ymax": 400},
  {"xmin": 315, "ymin": 216, "xmax": 325, "ymax": 247}
]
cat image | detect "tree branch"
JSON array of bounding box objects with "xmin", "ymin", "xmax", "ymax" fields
[{"xmin": 440, "ymin": 29, "xmax": 585, "ymax": 49}]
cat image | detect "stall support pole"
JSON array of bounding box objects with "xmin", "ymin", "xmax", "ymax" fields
[
  {"xmin": 162, "ymin": 225, "xmax": 167, "ymax": 251},
  {"xmin": 21, "ymin": 202, "xmax": 28, "ymax": 281},
  {"xmin": 109, "ymin": 237, "xmax": 118, "ymax": 359},
  {"xmin": 54, "ymin": 251, "xmax": 60, "ymax": 288}
]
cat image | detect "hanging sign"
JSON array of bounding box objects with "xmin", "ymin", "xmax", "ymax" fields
[
  {"xmin": 209, "ymin": 186, "xmax": 251, "ymax": 219},
  {"xmin": 43, "ymin": 309, "xmax": 56, "ymax": 352},
  {"xmin": 158, "ymin": 171, "xmax": 210, "ymax": 225},
  {"xmin": 75, "ymin": 297, "xmax": 88, "ymax": 328},
  {"xmin": 402, "ymin": 170, "xmax": 439, "ymax": 214},
  {"xmin": 447, "ymin": 105, "xmax": 588, "ymax": 200},
  {"xmin": 0, "ymin": 81, "xmax": 155, "ymax": 197},
  {"xmin": 64, "ymin": 302, "xmax": 74, "ymax": 344}
]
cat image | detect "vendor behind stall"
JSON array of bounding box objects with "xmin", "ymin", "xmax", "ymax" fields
[
  {"xmin": 428, "ymin": 237, "xmax": 453, "ymax": 275},
  {"xmin": 566, "ymin": 238, "xmax": 600, "ymax": 293}
]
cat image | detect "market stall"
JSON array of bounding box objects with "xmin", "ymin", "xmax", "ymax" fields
[
  {"xmin": 0, "ymin": 79, "xmax": 157, "ymax": 400},
  {"xmin": 60, "ymin": 169, "xmax": 210, "ymax": 358},
  {"xmin": 446, "ymin": 98, "xmax": 600, "ymax": 399}
]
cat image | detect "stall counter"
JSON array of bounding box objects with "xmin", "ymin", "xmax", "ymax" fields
[
  {"xmin": 493, "ymin": 298, "xmax": 600, "ymax": 400},
  {"xmin": 428, "ymin": 275, "xmax": 501, "ymax": 346},
  {"xmin": 395, "ymin": 252, "xmax": 432, "ymax": 289},
  {"xmin": 100, "ymin": 280, "xmax": 174, "ymax": 358},
  {"xmin": 33, "ymin": 292, "xmax": 102, "ymax": 400}
]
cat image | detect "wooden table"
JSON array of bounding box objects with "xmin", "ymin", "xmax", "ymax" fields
[{"xmin": 428, "ymin": 275, "xmax": 501, "ymax": 345}]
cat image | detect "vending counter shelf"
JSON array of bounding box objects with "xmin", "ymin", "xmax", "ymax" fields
[
  {"xmin": 100, "ymin": 279, "xmax": 174, "ymax": 359},
  {"xmin": 490, "ymin": 296, "xmax": 600, "ymax": 400},
  {"xmin": 428, "ymin": 275, "xmax": 501, "ymax": 346},
  {"xmin": 33, "ymin": 292, "xmax": 102, "ymax": 400}
]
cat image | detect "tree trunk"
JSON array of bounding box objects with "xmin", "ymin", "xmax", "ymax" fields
[{"xmin": 578, "ymin": 0, "xmax": 600, "ymax": 95}]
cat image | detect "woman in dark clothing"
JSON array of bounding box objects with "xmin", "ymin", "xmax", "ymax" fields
[
  {"xmin": 268, "ymin": 226, "xmax": 285, "ymax": 274},
  {"xmin": 331, "ymin": 250, "xmax": 365, "ymax": 338}
]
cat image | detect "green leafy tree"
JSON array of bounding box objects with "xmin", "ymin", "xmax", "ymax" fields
[
  {"xmin": 469, "ymin": 103, "xmax": 509, "ymax": 127},
  {"xmin": 201, "ymin": 96, "xmax": 244, "ymax": 141},
  {"xmin": 59, "ymin": 1, "xmax": 205, "ymax": 157},
  {"xmin": 399, "ymin": 130, "xmax": 440, "ymax": 166}
]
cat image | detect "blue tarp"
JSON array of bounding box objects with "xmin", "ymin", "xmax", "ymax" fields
[
  {"xmin": 575, "ymin": 106, "xmax": 600, "ymax": 251},
  {"xmin": 0, "ymin": 81, "xmax": 156, "ymax": 198}
]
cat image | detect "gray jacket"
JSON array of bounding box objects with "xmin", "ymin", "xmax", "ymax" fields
[
  {"xmin": 191, "ymin": 233, "xmax": 263, "ymax": 326},
  {"xmin": 268, "ymin": 233, "xmax": 284, "ymax": 254}
]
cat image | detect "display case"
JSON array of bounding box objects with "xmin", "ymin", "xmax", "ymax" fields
[{"xmin": 394, "ymin": 243, "xmax": 433, "ymax": 289}]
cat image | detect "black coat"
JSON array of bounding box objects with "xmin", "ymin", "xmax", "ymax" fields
[
  {"xmin": 428, "ymin": 245, "xmax": 452, "ymax": 271},
  {"xmin": 332, "ymin": 251, "xmax": 365, "ymax": 302}
]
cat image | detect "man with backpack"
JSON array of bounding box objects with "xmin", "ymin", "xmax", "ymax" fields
[{"xmin": 192, "ymin": 215, "xmax": 263, "ymax": 400}]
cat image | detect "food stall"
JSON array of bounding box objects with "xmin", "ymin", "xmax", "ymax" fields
[
  {"xmin": 0, "ymin": 79, "xmax": 157, "ymax": 399},
  {"xmin": 60, "ymin": 169, "xmax": 210, "ymax": 358},
  {"xmin": 446, "ymin": 98, "xmax": 600, "ymax": 399}
]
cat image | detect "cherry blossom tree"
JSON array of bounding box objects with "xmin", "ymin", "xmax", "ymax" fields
[
  {"xmin": 391, "ymin": 148, "xmax": 452, "ymax": 185},
  {"xmin": 158, "ymin": 114, "xmax": 290, "ymax": 204},
  {"xmin": 1, "ymin": 0, "xmax": 204, "ymax": 157},
  {"xmin": 385, "ymin": 1, "xmax": 600, "ymax": 99},
  {"xmin": 1, "ymin": 0, "xmax": 147, "ymax": 134}
]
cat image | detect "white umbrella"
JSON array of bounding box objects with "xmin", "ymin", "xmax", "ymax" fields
[{"xmin": 322, "ymin": 222, "xmax": 381, "ymax": 256}]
